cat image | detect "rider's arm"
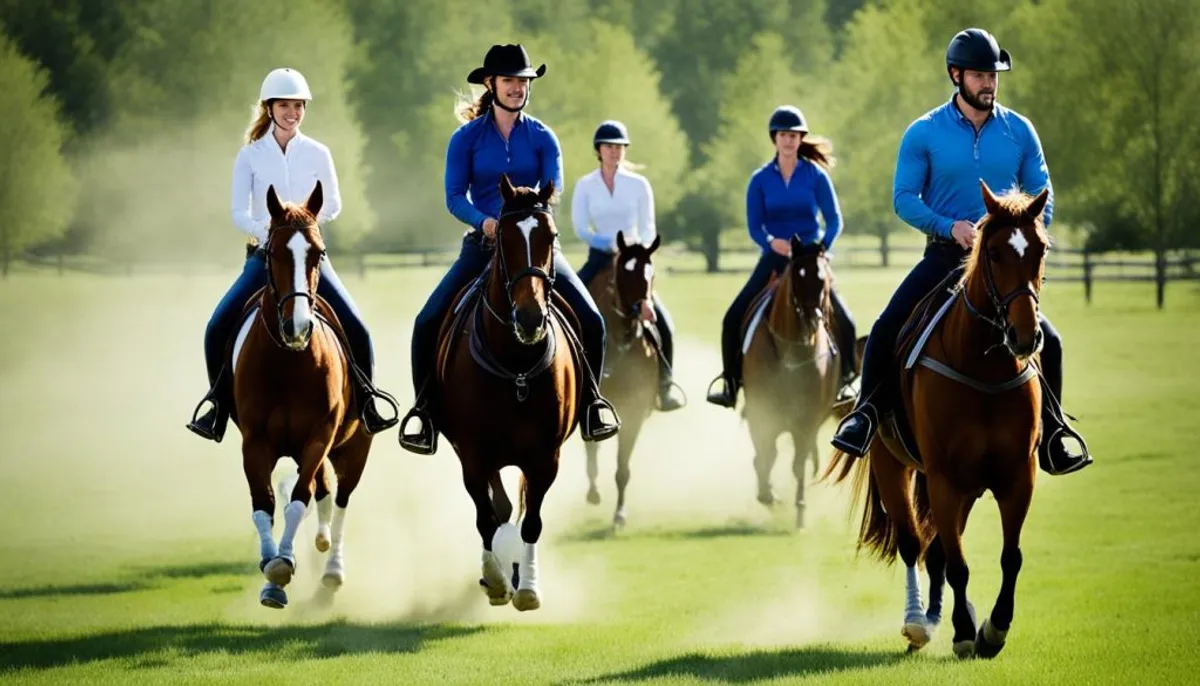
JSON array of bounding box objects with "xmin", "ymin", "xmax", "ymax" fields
[
  {"xmin": 746, "ymin": 172, "xmax": 770, "ymax": 250},
  {"xmin": 1018, "ymin": 118, "xmax": 1055, "ymax": 227},
  {"xmin": 539, "ymin": 124, "xmax": 565, "ymax": 201},
  {"xmin": 314, "ymin": 143, "xmax": 342, "ymax": 225},
  {"xmin": 893, "ymin": 121, "xmax": 955, "ymax": 239},
  {"xmin": 815, "ymin": 166, "xmax": 844, "ymax": 251},
  {"xmin": 230, "ymin": 147, "xmax": 269, "ymax": 243},
  {"xmin": 444, "ymin": 127, "xmax": 489, "ymax": 231},
  {"xmin": 571, "ymin": 177, "xmax": 598, "ymax": 248},
  {"xmin": 637, "ymin": 175, "xmax": 658, "ymax": 246}
]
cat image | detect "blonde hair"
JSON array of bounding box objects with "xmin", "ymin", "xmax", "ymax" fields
[
  {"xmin": 799, "ymin": 135, "xmax": 836, "ymax": 171},
  {"xmin": 455, "ymin": 85, "xmax": 495, "ymax": 124},
  {"xmin": 245, "ymin": 101, "xmax": 272, "ymax": 144}
]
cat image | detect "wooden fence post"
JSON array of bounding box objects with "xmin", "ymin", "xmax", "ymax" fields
[{"xmin": 1082, "ymin": 248, "xmax": 1093, "ymax": 305}]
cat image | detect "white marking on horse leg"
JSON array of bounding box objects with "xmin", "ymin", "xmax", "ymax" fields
[
  {"xmin": 1009, "ymin": 228, "xmax": 1029, "ymax": 258},
  {"xmin": 517, "ymin": 216, "xmax": 538, "ymax": 267},
  {"xmin": 252, "ymin": 510, "xmax": 277, "ymax": 562},
  {"xmin": 518, "ymin": 541, "xmax": 539, "ymax": 592},
  {"xmin": 286, "ymin": 232, "xmax": 313, "ymax": 335},
  {"xmin": 904, "ymin": 563, "xmax": 924, "ymax": 622},
  {"xmin": 231, "ymin": 310, "xmax": 256, "ymax": 373},
  {"xmin": 276, "ymin": 499, "xmax": 306, "ymax": 560},
  {"xmin": 322, "ymin": 504, "xmax": 347, "ymax": 586}
]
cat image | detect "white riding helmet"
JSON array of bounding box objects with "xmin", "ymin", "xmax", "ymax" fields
[{"xmin": 259, "ymin": 68, "xmax": 312, "ymax": 102}]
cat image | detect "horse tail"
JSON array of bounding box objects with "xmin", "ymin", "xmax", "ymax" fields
[{"xmin": 822, "ymin": 445, "xmax": 899, "ymax": 562}]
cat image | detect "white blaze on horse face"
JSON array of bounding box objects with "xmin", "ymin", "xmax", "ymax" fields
[
  {"xmin": 286, "ymin": 232, "xmax": 313, "ymax": 334},
  {"xmin": 1009, "ymin": 228, "xmax": 1029, "ymax": 259},
  {"xmin": 517, "ymin": 216, "xmax": 539, "ymax": 268},
  {"xmin": 624, "ymin": 257, "xmax": 637, "ymax": 272}
]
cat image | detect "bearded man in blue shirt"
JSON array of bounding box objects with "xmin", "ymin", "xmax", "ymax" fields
[{"xmin": 831, "ymin": 28, "xmax": 1092, "ymax": 477}]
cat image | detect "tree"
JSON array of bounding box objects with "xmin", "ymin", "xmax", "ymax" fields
[{"xmin": 0, "ymin": 35, "xmax": 78, "ymax": 276}]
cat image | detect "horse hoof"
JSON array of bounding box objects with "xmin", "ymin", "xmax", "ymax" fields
[
  {"xmin": 974, "ymin": 619, "xmax": 1007, "ymax": 659},
  {"xmin": 315, "ymin": 532, "xmax": 331, "ymax": 553},
  {"xmin": 756, "ymin": 490, "xmax": 777, "ymax": 507},
  {"xmin": 612, "ymin": 511, "xmax": 626, "ymax": 532},
  {"xmin": 586, "ymin": 488, "xmax": 601, "ymax": 505},
  {"xmin": 795, "ymin": 507, "xmax": 806, "ymax": 530},
  {"xmin": 902, "ymin": 621, "xmax": 933, "ymax": 650},
  {"xmin": 263, "ymin": 556, "xmax": 295, "ymax": 587},
  {"xmin": 478, "ymin": 577, "xmax": 513, "ymax": 606},
  {"xmin": 260, "ymin": 584, "xmax": 288, "ymax": 609},
  {"xmin": 321, "ymin": 572, "xmax": 344, "ymax": 589},
  {"xmin": 513, "ymin": 588, "xmax": 541, "ymax": 612},
  {"xmin": 953, "ymin": 639, "xmax": 976, "ymax": 660}
]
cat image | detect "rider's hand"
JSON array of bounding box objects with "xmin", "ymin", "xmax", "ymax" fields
[
  {"xmin": 950, "ymin": 221, "xmax": 977, "ymax": 250},
  {"xmin": 639, "ymin": 300, "xmax": 657, "ymax": 323},
  {"xmin": 769, "ymin": 238, "xmax": 791, "ymax": 257},
  {"xmin": 482, "ymin": 218, "xmax": 499, "ymax": 241}
]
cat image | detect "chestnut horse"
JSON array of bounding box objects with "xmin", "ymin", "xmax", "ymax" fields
[
  {"xmin": 234, "ymin": 183, "xmax": 373, "ymax": 609},
  {"xmin": 742, "ymin": 237, "xmax": 844, "ymax": 529},
  {"xmin": 583, "ymin": 230, "xmax": 664, "ymax": 532},
  {"xmin": 824, "ymin": 183, "xmax": 1052, "ymax": 659},
  {"xmin": 435, "ymin": 176, "xmax": 580, "ymax": 612}
]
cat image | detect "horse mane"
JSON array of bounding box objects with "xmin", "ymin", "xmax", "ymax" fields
[{"xmin": 961, "ymin": 190, "xmax": 1049, "ymax": 289}]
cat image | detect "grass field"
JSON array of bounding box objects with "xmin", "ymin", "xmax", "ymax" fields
[{"xmin": 1, "ymin": 252, "xmax": 1198, "ymax": 685}]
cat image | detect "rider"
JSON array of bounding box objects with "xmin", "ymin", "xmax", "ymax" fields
[
  {"xmin": 830, "ymin": 28, "xmax": 1093, "ymax": 476},
  {"xmin": 706, "ymin": 105, "xmax": 858, "ymax": 408},
  {"xmin": 398, "ymin": 44, "xmax": 620, "ymax": 454},
  {"xmin": 572, "ymin": 120, "xmax": 686, "ymax": 412},
  {"xmin": 186, "ymin": 67, "xmax": 398, "ymax": 442}
]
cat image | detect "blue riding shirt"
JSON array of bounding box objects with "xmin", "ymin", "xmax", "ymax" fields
[
  {"xmin": 746, "ymin": 157, "xmax": 843, "ymax": 252},
  {"xmin": 444, "ymin": 109, "xmax": 564, "ymax": 232},
  {"xmin": 893, "ymin": 95, "xmax": 1054, "ymax": 238}
]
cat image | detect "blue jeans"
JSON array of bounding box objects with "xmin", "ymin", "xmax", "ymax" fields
[
  {"xmin": 203, "ymin": 251, "xmax": 376, "ymax": 386},
  {"xmin": 577, "ymin": 247, "xmax": 677, "ymax": 376},
  {"xmin": 859, "ymin": 241, "xmax": 1064, "ymax": 405},
  {"xmin": 410, "ymin": 232, "xmax": 607, "ymax": 395}
]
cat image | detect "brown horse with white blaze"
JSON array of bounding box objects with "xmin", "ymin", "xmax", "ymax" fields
[
  {"xmin": 435, "ymin": 175, "xmax": 579, "ymax": 612},
  {"xmin": 742, "ymin": 237, "xmax": 843, "ymax": 529},
  {"xmin": 235, "ymin": 182, "xmax": 373, "ymax": 609},
  {"xmin": 583, "ymin": 230, "xmax": 663, "ymax": 531},
  {"xmin": 824, "ymin": 182, "xmax": 1052, "ymax": 658}
]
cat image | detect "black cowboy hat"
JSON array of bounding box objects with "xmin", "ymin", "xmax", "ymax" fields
[{"xmin": 467, "ymin": 44, "xmax": 547, "ymax": 84}]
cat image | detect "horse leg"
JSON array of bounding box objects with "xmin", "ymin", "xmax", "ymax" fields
[
  {"xmin": 265, "ymin": 430, "xmax": 333, "ymax": 589},
  {"xmin": 463, "ymin": 461, "xmax": 510, "ymax": 606},
  {"xmin": 321, "ymin": 431, "xmax": 371, "ymax": 589},
  {"xmin": 243, "ymin": 435, "xmax": 287, "ymax": 609},
  {"xmin": 925, "ymin": 532, "xmax": 947, "ymax": 630},
  {"xmin": 789, "ymin": 430, "xmax": 816, "ymax": 530},
  {"xmin": 976, "ymin": 474, "xmax": 1033, "ymax": 659},
  {"xmin": 514, "ymin": 460, "xmax": 559, "ymax": 612},
  {"xmin": 869, "ymin": 446, "xmax": 930, "ymax": 651},
  {"xmin": 585, "ymin": 441, "xmax": 601, "ymax": 505},
  {"xmin": 314, "ymin": 459, "xmax": 333, "ymax": 553},
  {"xmin": 929, "ymin": 475, "xmax": 979, "ymax": 659},
  {"xmin": 490, "ymin": 472, "xmax": 513, "ymax": 524},
  {"xmin": 612, "ymin": 416, "xmax": 643, "ymax": 532},
  {"xmin": 750, "ymin": 416, "xmax": 779, "ymax": 507}
]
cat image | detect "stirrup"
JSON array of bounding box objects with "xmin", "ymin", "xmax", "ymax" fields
[
  {"xmin": 705, "ymin": 374, "xmax": 737, "ymax": 408},
  {"xmin": 186, "ymin": 395, "xmax": 227, "ymax": 443},
  {"xmin": 582, "ymin": 396, "xmax": 620, "ymax": 442},
  {"xmin": 656, "ymin": 380, "xmax": 688, "ymax": 412},
  {"xmin": 1039, "ymin": 425, "xmax": 1093, "ymax": 476},
  {"xmin": 398, "ymin": 406, "xmax": 437, "ymax": 455},
  {"xmin": 359, "ymin": 386, "xmax": 400, "ymax": 435},
  {"xmin": 830, "ymin": 403, "xmax": 878, "ymax": 458}
]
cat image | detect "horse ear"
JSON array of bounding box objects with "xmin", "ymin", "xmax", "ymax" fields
[
  {"xmin": 616, "ymin": 230, "xmax": 627, "ymax": 251},
  {"xmin": 499, "ymin": 174, "xmax": 516, "ymax": 203},
  {"xmin": 539, "ymin": 179, "xmax": 556, "ymax": 204},
  {"xmin": 1025, "ymin": 187, "xmax": 1050, "ymax": 221},
  {"xmin": 266, "ymin": 185, "xmax": 284, "ymax": 221},
  {"xmin": 305, "ymin": 181, "xmax": 323, "ymax": 218},
  {"xmin": 980, "ymin": 180, "xmax": 1001, "ymax": 216},
  {"xmin": 789, "ymin": 235, "xmax": 802, "ymax": 256},
  {"xmin": 649, "ymin": 234, "xmax": 661, "ymax": 254}
]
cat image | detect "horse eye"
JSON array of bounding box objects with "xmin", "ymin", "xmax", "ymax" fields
[{"xmin": 988, "ymin": 248, "xmax": 1002, "ymax": 262}]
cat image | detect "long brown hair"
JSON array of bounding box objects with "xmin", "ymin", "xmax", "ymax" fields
[
  {"xmin": 799, "ymin": 135, "xmax": 836, "ymax": 172},
  {"xmin": 245, "ymin": 101, "xmax": 272, "ymax": 144},
  {"xmin": 455, "ymin": 85, "xmax": 495, "ymax": 123}
]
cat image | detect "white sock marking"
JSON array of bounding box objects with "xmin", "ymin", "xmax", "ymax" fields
[
  {"xmin": 277, "ymin": 499, "xmax": 307, "ymax": 559},
  {"xmin": 252, "ymin": 510, "xmax": 277, "ymax": 561}
]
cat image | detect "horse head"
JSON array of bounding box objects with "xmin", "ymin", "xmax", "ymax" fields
[
  {"xmin": 785, "ymin": 235, "xmax": 831, "ymax": 342},
  {"xmin": 496, "ymin": 174, "xmax": 558, "ymax": 345},
  {"xmin": 965, "ymin": 181, "xmax": 1050, "ymax": 360},
  {"xmin": 611, "ymin": 230, "xmax": 660, "ymax": 334},
  {"xmin": 264, "ymin": 182, "xmax": 326, "ymax": 351}
]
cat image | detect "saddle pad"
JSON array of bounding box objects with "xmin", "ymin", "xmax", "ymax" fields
[{"xmin": 741, "ymin": 288, "xmax": 776, "ymax": 355}]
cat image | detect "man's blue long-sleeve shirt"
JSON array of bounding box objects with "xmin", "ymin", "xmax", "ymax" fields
[
  {"xmin": 444, "ymin": 110, "xmax": 563, "ymax": 231},
  {"xmin": 746, "ymin": 157, "xmax": 843, "ymax": 251},
  {"xmin": 893, "ymin": 96, "xmax": 1054, "ymax": 238}
]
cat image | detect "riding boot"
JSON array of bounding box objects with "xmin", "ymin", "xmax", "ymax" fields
[
  {"xmin": 835, "ymin": 348, "xmax": 860, "ymax": 405},
  {"xmin": 355, "ymin": 377, "xmax": 399, "ymax": 435},
  {"xmin": 656, "ymin": 356, "xmax": 686, "ymax": 412},
  {"xmin": 581, "ymin": 380, "xmax": 620, "ymax": 442},
  {"xmin": 705, "ymin": 373, "xmax": 738, "ymax": 408},
  {"xmin": 831, "ymin": 332, "xmax": 889, "ymax": 457},
  {"xmin": 398, "ymin": 377, "xmax": 437, "ymax": 454},
  {"xmin": 187, "ymin": 367, "xmax": 230, "ymax": 443},
  {"xmin": 1038, "ymin": 377, "xmax": 1093, "ymax": 476}
]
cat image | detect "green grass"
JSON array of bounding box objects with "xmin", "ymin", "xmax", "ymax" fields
[{"xmin": 0, "ymin": 258, "xmax": 1197, "ymax": 684}]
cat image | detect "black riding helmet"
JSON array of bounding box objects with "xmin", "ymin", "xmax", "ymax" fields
[
  {"xmin": 768, "ymin": 105, "xmax": 808, "ymax": 140},
  {"xmin": 593, "ymin": 120, "xmax": 630, "ymax": 150},
  {"xmin": 946, "ymin": 28, "xmax": 1011, "ymax": 78}
]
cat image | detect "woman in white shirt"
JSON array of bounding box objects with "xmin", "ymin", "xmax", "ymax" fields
[
  {"xmin": 187, "ymin": 67, "xmax": 397, "ymax": 442},
  {"xmin": 571, "ymin": 120, "xmax": 684, "ymax": 412}
]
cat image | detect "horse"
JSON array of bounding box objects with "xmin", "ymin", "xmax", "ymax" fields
[
  {"xmin": 582, "ymin": 230, "xmax": 663, "ymax": 532},
  {"xmin": 741, "ymin": 237, "xmax": 844, "ymax": 529},
  {"xmin": 823, "ymin": 181, "xmax": 1052, "ymax": 659},
  {"xmin": 433, "ymin": 174, "xmax": 580, "ymax": 612},
  {"xmin": 233, "ymin": 182, "xmax": 373, "ymax": 609}
]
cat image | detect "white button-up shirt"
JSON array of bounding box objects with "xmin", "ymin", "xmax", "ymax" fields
[
  {"xmin": 230, "ymin": 125, "xmax": 342, "ymax": 243},
  {"xmin": 570, "ymin": 167, "xmax": 656, "ymax": 251}
]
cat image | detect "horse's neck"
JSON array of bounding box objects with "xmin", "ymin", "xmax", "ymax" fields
[
  {"xmin": 768, "ymin": 273, "xmax": 805, "ymax": 339},
  {"xmin": 940, "ymin": 276, "xmax": 1022, "ymax": 379}
]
